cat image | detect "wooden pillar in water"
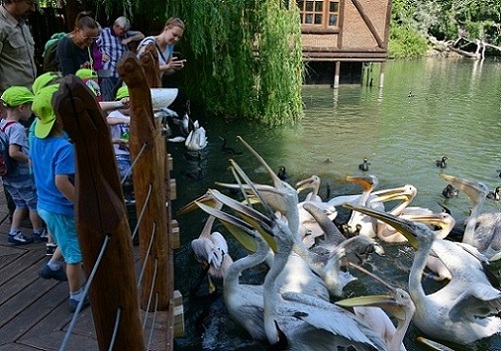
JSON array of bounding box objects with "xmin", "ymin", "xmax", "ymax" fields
[
  {"xmin": 54, "ymin": 76, "xmax": 145, "ymax": 351},
  {"xmin": 333, "ymin": 61, "xmax": 341, "ymax": 89},
  {"xmin": 118, "ymin": 52, "xmax": 170, "ymax": 311},
  {"xmin": 379, "ymin": 61, "xmax": 386, "ymax": 88}
]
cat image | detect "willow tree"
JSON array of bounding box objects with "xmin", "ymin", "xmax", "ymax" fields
[{"xmin": 90, "ymin": 0, "xmax": 304, "ymax": 125}]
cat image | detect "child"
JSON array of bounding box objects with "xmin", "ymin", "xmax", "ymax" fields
[
  {"xmin": 0, "ymin": 86, "xmax": 47, "ymax": 245},
  {"xmin": 31, "ymin": 85, "xmax": 89, "ymax": 312},
  {"xmin": 106, "ymin": 85, "xmax": 131, "ymax": 180}
]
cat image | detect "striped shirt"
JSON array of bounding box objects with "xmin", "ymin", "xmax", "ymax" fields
[{"xmin": 97, "ymin": 27, "xmax": 140, "ymax": 78}]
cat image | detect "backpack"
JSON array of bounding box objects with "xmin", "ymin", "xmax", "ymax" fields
[
  {"xmin": 42, "ymin": 32, "xmax": 67, "ymax": 73},
  {"xmin": 0, "ymin": 121, "xmax": 17, "ymax": 176}
]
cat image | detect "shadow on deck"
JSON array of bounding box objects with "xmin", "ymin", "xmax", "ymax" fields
[{"xmin": 0, "ymin": 188, "xmax": 170, "ymax": 351}]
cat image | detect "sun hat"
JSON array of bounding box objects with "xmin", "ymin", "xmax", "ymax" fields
[
  {"xmin": 32, "ymin": 84, "xmax": 60, "ymax": 139},
  {"xmin": 32, "ymin": 72, "xmax": 62, "ymax": 95},
  {"xmin": 76, "ymin": 68, "xmax": 98, "ymax": 80},
  {"xmin": 1, "ymin": 86, "xmax": 35, "ymax": 107},
  {"xmin": 115, "ymin": 85, "xmax": 129, "ymax": 101}
]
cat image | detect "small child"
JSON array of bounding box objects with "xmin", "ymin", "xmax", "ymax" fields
[
  {"xmin": 106, "ymin": 85, "xmax": 131, "ymax": 180},
  {"xmin": 31, "ymin": 85, "xmax": 89, "ymax": 312},
  {"xmin": 0, "ymin": 87, "xmax": 47, "ymax": 245}
]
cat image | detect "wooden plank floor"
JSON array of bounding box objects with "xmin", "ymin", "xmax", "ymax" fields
[{"xmin": 0, "ymin": 187, "xmax": 171, "ymax": 351}]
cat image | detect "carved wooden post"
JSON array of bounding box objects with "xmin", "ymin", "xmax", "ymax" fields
[
  {"xmin": 53, "ymin": 76, "xmax": 145, "ymax": 351},
  {"xmin": 117, "ymin": 52, "xmax": 170, "ymax": 311}
]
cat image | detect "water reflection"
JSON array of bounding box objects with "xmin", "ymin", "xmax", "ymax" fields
[{"xmin": 173, "ymin": 58, "xmax": 501, "ymax": 351}]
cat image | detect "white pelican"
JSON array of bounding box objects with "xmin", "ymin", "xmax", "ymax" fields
[
  {"xmin": 177, "ymin": 192, "xmax": 234, "ymax": 293},
  {"xmin": 195, "ymin": 199, "xmax": 269, "ymax": 340},
  {"xmin": 346, "ymin": 203, "xmax": 501, "ymax": 345},
  {"xmin": 213, "ymin": 184, "xmax": 389, "ymax": 350},
  {"xmin": 336, "ymin": 263, "xmax": 416, "ymax": 351},
  {"xmin": 296, "ymin": 175, "xmax": 338, "ymax": 247},
  {"xmin": 441, "ymin": 174, "xmax": 501, "ymax": 261},
  {"xmin": 185, "ymin": 120, "xmax": 208, "ymax": 151}
]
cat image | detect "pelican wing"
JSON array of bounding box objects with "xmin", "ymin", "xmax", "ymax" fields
[
  {"xmin": 449, "ymin": 284, "xmax": 501, "ymax": 322},
  {"xmin": 281, "ymin": 292, "xmax": 386, "ymax": 350}
]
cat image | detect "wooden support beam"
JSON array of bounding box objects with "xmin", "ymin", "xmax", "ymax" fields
[
  {"xmin": 173, "ymin": 290, "xmax": 185, "ymax": 337},
  {"xmin": 171, "ymin": 219, "xmax": 180, "ymax": 249}
]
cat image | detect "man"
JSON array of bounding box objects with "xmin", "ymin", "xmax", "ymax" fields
[
  {"xmin": 0, "ymin": 0, "xmax": 37, "ymax": 96},
  {"xmin": 97, "ymin": 16, "xmax": 144, "ymax": 101},
  {"xmin": 0, "ymin": 0, "xmax": 37, "ymax": 221}
]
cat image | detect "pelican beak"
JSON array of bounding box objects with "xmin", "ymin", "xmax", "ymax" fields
[
  {"xmin": 195, "ymin": 200, "xmax": 277, "ymax": 252},
  {"xmin": 336, "ymin": 294, "xmax": 406, "ymax": 321},
  {"xmin": 343, "ymin": 203, "xmax": 420, "ymax": 249},
  {"xmin": 440, "ymin": 173, "xmax": 488, "ymax": 200},
  {"xmin": 237, "ymin": 136, "xmax": 283, "ymax": 186},
  {"xmin": 346, "ymin": 175, "xmax": 377, "ymax": 192},
  {"xmin": 296, "ymin": 176, "xmax": 316, "ymax": 193},
  {"xmin": 177, "ymin": 191, "xmax": 217, "ymax": 216},
  {"xmin": 417, "ymin": 336, "xmax": 455, "ymax": 351},
  {"xmin": 370, "ymin": 185, "xmax": 416, "ymax": 203}
]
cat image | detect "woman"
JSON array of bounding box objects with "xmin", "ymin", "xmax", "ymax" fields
[
  {"xmin": 136, "ymin": 17, "xmax": 186, "ymax": 77},
  {"xmin": 56, "ymin": 12, "xmax": 100, "ymax": 76}
]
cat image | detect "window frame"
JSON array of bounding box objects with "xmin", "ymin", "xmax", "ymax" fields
[{"xmin": 297, "ymin": 0, "xmax": 341, "ymax": 34}]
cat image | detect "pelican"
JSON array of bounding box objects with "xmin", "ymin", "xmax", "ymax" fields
[
  {"xmin": 436, "ymin": 156, "xmax": 448, "ymax": 168},
  {"xmin": 209, "ymin": 182, "xmax": 389, "ymax": 350},
  {"xmin": 487, "ymin": 186, "xmax": 501, "ymax": 201},
  {"xmin": 177, "ymin": 192, "xmax": 234, "ymax": 293},
  {"xmin": 296, "ymin": 175, "xmax": 338, "ymax": 247},
  {"xmin": 359, "ymin": 158, "xmax": 371, "ymax": 171},
  {"xmin": 336, "ymin": 264, "xmax": 416, "ymax": 351},
  {"xmin": 345, "ymin": 203, "xmax": 501, "ymax": 345},
  {"xmin": 441, "ymin": 174, "xmax": 501, "ymax": 261},
  {"xmin": 185, "ymin": 120, "xmax": 208, "ymax": 151}
]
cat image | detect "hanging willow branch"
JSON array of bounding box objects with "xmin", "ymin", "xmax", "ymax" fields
[{"xmin": 88, "ymin": 0, "xmax": 304, "ymax": 126}]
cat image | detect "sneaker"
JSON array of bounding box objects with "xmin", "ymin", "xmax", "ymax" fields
[
  {"xmin": 38, "ymin": 264, "xmax": 68, "ymax": 281},
  {"xmin": 8, "ymin": 232, "xmax": 34, "ymax": 246},
  {"xmin": 46, "ymin": 243, "xmax": 58, "ymax": 256},
  {"xmin": 68, "ymin": 295, "xmax": 90, "ymax": 313},
  {"xmin": 33, "ymin": 229, "xmax": 49, "ymax": 243}
]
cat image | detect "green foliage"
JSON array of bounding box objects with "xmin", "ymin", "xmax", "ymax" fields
[
  {"xmin": 90, "ymin": 0, "xmax": 303, "ymax": 125},
  {"xmin": 161, "ymin": 1, "xmax": 304, "ymax": 126},
  {"xmin": 390, "ymin": 0, "xmax": 501, "ymax": 58},
  {"xmin": 389, "ymin": 25, "xmax": 428, "ymax": 59}
]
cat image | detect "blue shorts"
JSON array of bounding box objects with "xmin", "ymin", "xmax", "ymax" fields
[
  {"xmin": 3, "ymin": 178, "xmax": 38, "ymax": 211},
  {"xmin": 38, "ymin": 208, "xmax": 82, "ymax": 264},
  {"xmin": 116, "ymin": 155, "xmax": 131, "ymax": 180}
]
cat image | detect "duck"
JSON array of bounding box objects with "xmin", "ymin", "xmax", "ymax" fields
[
  {"xmin": 358, "ymin": 158, "xmax": 370, "ymax": 171},
  {"xmin": 435, "ymin": 156, "xmax": 448, "ymax": 168},
  {"xmin": 408, "ymin": 90, "xmax": 416, "ymax": 98},
  {"xmin": 442, "ymin": 184, "xmax": 459, "ymax": 198},
  {"xmin": 487, "ymin": 186, "xmax": 500, "ymax": 201},
  {"xmin": 277, "ymin": 166, "xmax": 289, "ymax": 182},
  {"xmin": 219, "ymin": 136, "xmax": 242, "ymax": 155}
]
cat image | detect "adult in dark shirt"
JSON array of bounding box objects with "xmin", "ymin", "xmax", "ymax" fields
[{"xmin": 56, "ymin": 11, "xmax": 99, "ymax": 76}]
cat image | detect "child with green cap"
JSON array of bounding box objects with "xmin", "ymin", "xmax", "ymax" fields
[
  {"xmin": 0, "ymin": 86, "xmax": 47, "ymax": 245},
  {"xmin": 31, "ymin": 85, "xmax": 89, "ymax": 312},
  {"xmin": 106, "ymin": 85, "xmax": 132, "ymax": 180}
]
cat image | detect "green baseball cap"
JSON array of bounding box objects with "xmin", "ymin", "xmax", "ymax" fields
[
  {"xmin": 76, "ymin": 68, "xmax": 98, "ymax": 80},
  {"xmin": 32, "ymin": 84, "xmax": 60, "ymax": 139},
  {"xmin": 115, "ymin": 85, "xmax": 129, "ymax": 101},
  {"xmin": 1, "ymin": 86, "xmax": 34, "ymax": 107},
  {"xmin": 33, "ymin": 72, "xmax": 62, "ymax": 95}
]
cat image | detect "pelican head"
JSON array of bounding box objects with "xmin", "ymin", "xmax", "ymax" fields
[
  {"xmin": 295, "ymin": 175, "xmax": 321, "ymax": 194},
  {"xmin": 343, "ymin": 203, "xmax": 433, "ymax": 249},
  {"xmin": 401, "ymin": 212, "xmax": 456, "ymax": 239},
  {"xmin": 346, "ymin": 175, "xmax": 378, "ymax": 192}
]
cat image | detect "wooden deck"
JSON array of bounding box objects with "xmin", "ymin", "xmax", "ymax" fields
[{"xmin": 0, "ymin": 187, "xmax": 171, "ymax": 351}]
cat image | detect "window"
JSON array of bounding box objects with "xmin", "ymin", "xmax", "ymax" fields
[{"xmin": 297, "ymin": 0, "xmax": 339, "ymax": 28}]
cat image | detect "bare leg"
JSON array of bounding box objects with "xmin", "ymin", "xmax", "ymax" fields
[
  {"xmin": 28, "ymin": 210, "xmax": 44, "ymax": 231},
  {"xmin": 10, "ymin": 207, "xmax": 27, "ymax": 231}
]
